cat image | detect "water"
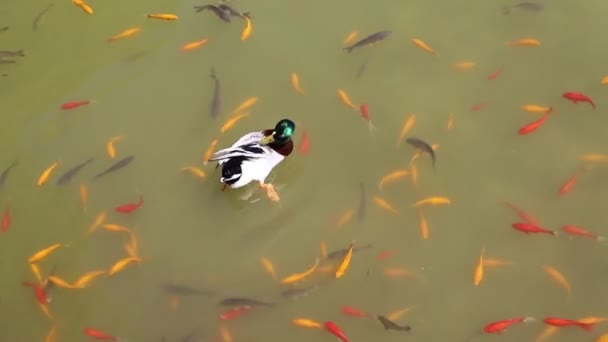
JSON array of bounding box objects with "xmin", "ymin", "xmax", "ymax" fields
[{"xmin": 2, "ymin": 0, "xmax": 608, "ymax": 341}]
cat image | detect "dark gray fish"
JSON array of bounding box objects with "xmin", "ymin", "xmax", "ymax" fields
[
  {"xmin": 405, "ymin": 137, "xmax": 435, "ymax": 169},
  {"xmin": 33, "ymin": 4, "xmax": 54, "ymax": 32},
  {"xmin": 219, "ymin": 297, "xmax": 274, "ymax": 307},
  {"xmin": 0, "ymin": 160, "xmax": 18, "ymax": 190},
  {"xmin": 56, "ymin": 158, "xmax": 93, "ymax": 185},
  {"xmin": 503, "ymin": 1, "xmax": 543, "ymax": 14},
  {"xmin": 356, "ymin": 181, "xmax": 366, "ymax": 222},
  {"xmin": 280, "ymin": 285, "xmax": 317, "ymax": 299},
  {"xmin": 327, "ymin": 243, "xmax": 372, "ymax": 260},
  {"xmin": 377, "ymin": 315, "xmax": 411, "ymax": 332},
  {"xmin": 0, "ymin": 50, "xmax": 24, "ymax": 59},
  {"xmin": 180, "ymin": 331, "xmax": 202, "ymax": 342},
  {"xmin": 0, "ymin": 26, "xmax": 8, "ymax": 33},
  {"xmin": 217, "ymin": 4, "xmax": 250, "ymax": 19},
  {"xmin": 344, "ymin": 31, "xmax": 391, "ymax": 53},
  {"xmin": 162, "ymin": 283, "xmax": 214, "ymax": 296},
  {"xmin": 355, "ymin": 61, "xmax": 368, "ymax": 78},
  {"xmin": 0, "ymin": 60, "xmax": 16, "ymax": 64},
  {"xmin": 194, "ymin": 4, "xmax": 232, "ymax": 22},
  {"xmin": 209, "ymin": 67, "xmax": 221, "ymax": 120},
  {"xmin": 93, "ymin": 155, "xmax": 134, "ymax": 179}
]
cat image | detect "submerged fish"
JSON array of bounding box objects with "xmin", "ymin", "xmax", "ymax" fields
[
  {"xmin": 344, "ymin": 31, "xmax": 391, "ymax": 53},
  {"xmin": 503, "ymin": 1, "xmax": 543, "ymax": 14},
  {"xmin": 161, "ymin": 283, "xmax": 214, "ymax": 296},
  {"xmin": 218, "ymin": 4, "xmax": 250, "ymax": 19},
  {"xmin": 377, "ymin": 315, "xmax": 411, "ymax": 332},
  {"xmin": 209, "ymin": 67, "xmax": 222, "ymax": 120},
  {"xmin": 0, "ymin": 26, "xmax": 8, "ymax": 33},
  {"xmin": 0, "ymin": 160, "xmax": 18, "ymax": 190},
  {"xmin": 219, "ymin": 297, "xmax": 274, "ymax": 307},
  {"xmin": 93, "ymin": 155, "xmax": 134, "ymax": 179},
  {"xmin": 194, "ymin": 4, "xmax": 249, "ymax": 22},
  {"xmin": 280, "ymin": 285, "xmax": 317, "ymax": 299},
  {"xmin": 56, "ymin": 158, "xmax": 93, "ymax": 185},
  {"xmin": 327, "ymin": 243, "xmax": 372, "ymax": 260},
  {"xmin": 356, "ymin": 181, "xmax": 366, "ymax": 222},
  {"xmin": 0, "ymin": 50, "xmax": 24, "ymax": 59},
  {"xmin": 33, "ymin": 4, "xmax": 54, "ymax": 32},
  {"xmin": 406, "ymin": 137, "xmax": 436, "ymax": 169}
]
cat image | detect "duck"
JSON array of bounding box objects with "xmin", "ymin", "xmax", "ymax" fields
[{"xmin": 208, "ymin": 118, "xmax": 296, "ymax": 201}]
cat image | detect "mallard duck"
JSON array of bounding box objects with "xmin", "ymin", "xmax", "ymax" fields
[{"xmin": 208, "ymin": 118, "xmax": 295, "ymax": 201}]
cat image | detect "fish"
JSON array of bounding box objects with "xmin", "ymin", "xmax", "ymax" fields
[
  {"xmin": 33, "ymin": 4, "xmax": 54, "ymax": 32},
  {"xmin": 218, "ymin": 4, "xmax": 250, "ymax": 19},
  {"xmin": 145, "ymin": 13, "xmax": 178, "ymax": 20},
  {"xmin": 356, "ymin": 182, "xmax": 366, "ymax": 222},
  {"xmin": 181, "ymin": 38, "xmax": 209, "ymax": 51},
  {"xmin": 344, "ymin": 31, "xmax": 391, "ymax": 53},
  {"xmin": 327, "ymin": 243, "xmax": 372, "ymax": 260},
  {"xmin": 161, "ymin": 283, "xmax": 214, "ymax": 296},
  {"xmin": 411, "ymin": 38, "xmax": 437, "ymax": 55},
  {"xmin": 107, "ymin": 27, "xmax": 141, "ymax": 43},
  {"xmin": 543, "ymin": 317, "xmax": 595, "ymax": 331},
  {"xmin": 193, "ymin": 4, "xmax": 249, "ymax": 22},
  {"xmin": 72, "ymin": 0, "xmax": 93, "ymax": 14},
  {"xmin": 280, "ymin": 285, "xmax": 317, "ymax": 299},
  {"xmin": 0, "ymin": 50, "xmax": 24, "ymax": 59},
  {"xmin": 240, "ymin": 16, "xmax": 253, "ymax": 41},
  {"xmin": 562, "ymin": 91, "xmax": 595, "ymax": 108},
  {"xmin": 377, "ymin": 315, "xmax": 412, "ymax": 332},
  {"xmin": 518, "ymin": 112, "xmax": 551, "ymax": 135},
  {"xmin": 482, "ymin": 317, "xmax": 534, "ymax": 334},
  {"xmin": 56, "ymin": 158, "xmax": 93, "ymax": 185},
  {"xmin": 0, "ymin": 26, "xmax": 8, "ymax": 33},
  {"xmin": 93, "ymin": 155, "xmax": 134, "ymax": 179},
  {"xmin": 503, "ymin": 1, "xmax": 543, "ymax": 14},
  {"xmin": 406, "ymin": 138, "xmax": 436, "ymax": 168},
  {"xmin": 335, "ymin": 242, "xmax": 354, "ymax": 278},
  {"xmin": 0, "ymin": 60, "xmax": 16, "ymax": 64},
  {"xmin": 0, "ymin": 160, "xmax": 18, "ymax": 190},
  {"xmin": 209, "ymin": 67, "xmax": 222, "ymax": 119},
  {"xmin": 219, "ymin": 297, "xmax": 274, "ymax": 307},
  {"xmin": 324, "ymin": 321, "xmax": 348, "ymax": 342},
  {"xmin": 292, "ymin": 318, "xmax": 322, "ymax": 328}
]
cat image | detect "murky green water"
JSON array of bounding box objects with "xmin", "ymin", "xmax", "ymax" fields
[{"xmin": 2, "ymin": 0, "xmax": 608, "ymax": 341}]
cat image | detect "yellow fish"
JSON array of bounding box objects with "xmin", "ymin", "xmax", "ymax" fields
[
  {"xmin": 37, "ymin": 161, "xmax": 59, "ymax": 186},
  {"xmin": 29, "ymin": 243, "xmax": 62, "ymax": 264},
  {"xmin": 181, "ymin": 38, "xmax": 209, "ymax": 51},
  {"xmin": 578, "ymin": 153, "xmax": 608, "ymax": 163},
  {"xmin": 146, "ymin": 13, "xmax": 178, "ymax": 20},
  {"xmin": 47, "ymin": 275, "xmax": 76, "ymax": 289},
  {"xmin": 230, "ymin": 97, "xmax": 258, "ymax": 115},
  {"xmin": 79, "ymin": 183, "xmax": 88, "ymax": 212},
  {"xmin": 106, "ymin": 136, "xmax": 124, "ymax": 159},
  {"xmin": 280, "ymin": 258, "xmax": 320, "ymax": 284},
  {"xmin": 74, "ymin": 270, "xmax": 106, "ymax": 288},
  {"xmin": 446, "ymin": 113, "xmax": 455, "ymax": 131},
  {"xmin": 397, "ymin": 114, "xmax": 416, "ymax": 146},
  {"xmin": 240, "ymin": 17, "xmax": 252, "ymax": 41},
  {"xmin": 601, "ymin": 76, "xmax": 608, "ymax": 85},
  {"xmin": 203, "ymin": 139, "xmax": 219, "ymax": 165},
  {"xmin": 521, "ymin": 105, "xmax": 552, "ymax": 114},
  {"xmin": 260, "ymin": 257, "xmax": 277, "ymax": 280},
  {"xmin": 320, "ymin": 240, "xmax": 328, "ymax": 259},
  {"xmin": 290, "ymin": 73, "xmax": 305, "ymax": 95},
  {"xmin": 102, "ymin": 223, "xmax": 131, "ymax": 233},
  {"xmin": 378, "ymin": 169, "xmax": 409, "ymax": 191},
  {"xmin": 412, "ymin": 38, "xmax": 437, "ymax": 55},
  {"xmin": 413, "ymin": 196, "xmax": 451, "ymax": 207},
  {"xmin": 30, "ymin": 264, "xmax": 43, "ymax": 284},
  {"xmin": 597, "ymin": 333, "xmax": 608, "ymax": 342},
  {"xmin": 542, "ymin": 265, "xmax": 571, "ymax": 295},
  {"xmin": 342, "ymin": 30, "xmax": 359, "ymax": 45},
  {"xmin": 126, "ymin": 231, "xmax": 139, "ymax": 257},
  {"xmin": 109, "ymin": 256, "xmax": 141, "ymax": 276},
  {"xmin": 292, "ymin": 318, "xmax": 322, "ymax": 328},
  {"xmin": 337, "ymin": 89, "xmax": 358, "ymax": 110},
  {"xmin": 507, "ymin": 38, "xmax": 541, "ymax": 47},
  {"xmin": 108, "ymin": 27, "xmax": 141, "ymax": 43},
  {"xmin": 44, "ymin": 325, "xmax": 57, "ymax": 342},
  {"xmin": 84, "ymin": 212, "xmax": 106, "ymax": 236},
  {"xmin": 483, "ymin": 258, "xmax": 514, "ymax": 267},
  {"xmin": 335, "ymin": 242, "xmax": 354, "ymax": 279},
  {"xmin": 418, "ymin": 209, "xmax": 429, "ymax": 240},
  {"xmin": 372, "ymin": 196, "xmax": 400, "ymax": 215},
  {"xmin": 220, "ymin": 112, "xmax": 249, "ymax": 133},
  {"xmin": 72, "ymin": 0, "xmax": 93, "ymax": 14},
  {"xmin": 386, "ymin": 306, "xmax": 414, "ymax": 321},
  {"xmin": 473, "ymin": 247, "xmax": 485, "ymax": 286},
  {"xmin": 410, "ymin": 164, "xmax": 418, "ymax": 186},
  {"xmin": 451, "ymin": 61, "xmax": 476, "ymax": 70},
  {"xmin": 335, "ymin": 208, "xmax": 355, "ymax": 228},
  {"xmin": 219, "ymin": 326, "xmax": 232, "ymax": 342},
  {"xmin": 180, "ymin": 166, "xmax": 206, "ymax": 178}
]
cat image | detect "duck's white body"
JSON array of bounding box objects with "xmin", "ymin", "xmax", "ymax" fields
[{"xmin": 209, "ymin": 131, "xmax": 285, "ymax": 188}]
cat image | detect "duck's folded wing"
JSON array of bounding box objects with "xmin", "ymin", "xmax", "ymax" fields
[
  {"xmin": 209, "ymin": 144, "xmax": 270, "ymax": 162},
  {"xmin": 230, "ymin": 131, "xmax": 266, "ymax": 148}
]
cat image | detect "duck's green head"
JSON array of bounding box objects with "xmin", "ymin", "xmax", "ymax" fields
[{"xmin": 260, "ymin": 119, "xmax": 295, "ymax": 145}]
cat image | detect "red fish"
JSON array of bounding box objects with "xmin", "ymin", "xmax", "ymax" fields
[
  {"xmin": 219, "ymin": 305, "xmax": 252, "ymax": 320},
  {"xmin": 562, "ymin": 225, "xmax": 603, "ymax": 241},
  {"xmin": 483, "ymin": 317, "xmax": 534, "ymax": 333},
  {"xmin": 359, "ymin": 103, "xmax": 371, "ymax": 121},
  {"xmin": 297, "ymin": 131, "xmax": 309, "ymax": 155},
  {"xmin": 115, "ymin": 196, "xmax": 143, "ymax": 214},
  {"xmin": 471, "ymin": 103, "xmax": 485, "ymax": 112},
  {"xmin": 543, "ymin": 317, "xmax": 595, "ymax": 331},
  {"xmin": 487, "ymin": 68, "xmax": 503, "ymax": 81},
  {"xmin": 83, "ymin": 327, "xmax": 118, "ymax": 341},
  {"xmin": 1, "ymin": 204, "xmax": 10, "ymax": 232},
  {"xmin": 324, "ymin": 321, "xmax": 348, "ymax": 342},
  {"xmin": 22, "ymin": 281, "xmax": 48, "ymax": 304},
  {"xmin": 562, "ymin": 92, "xmax": 595, "ymax": 108},
  {"xmin": 377, "ymin": 249, "xmax": 396, "ymax": 261},
  {"xmin": 341, "ymin": 305, "xmax": 369, "ymax": 317},
  {"xmin": 558, "ymin": 166, "xmax": 588, "ymax": 196},
  {"xmin": 512, "ymin": 222, "xmax": 556, "ymax": 235},
  {"xmin": 501, "ymin": 201, "xmax": 540, "ymax": 226},
  {"xmin": 518, "ymin": 112, "xmax": 550, "ymax": 135},
  {"xmin": 61, "ymin": 100, "xmax": 90, "ymax": 110}
]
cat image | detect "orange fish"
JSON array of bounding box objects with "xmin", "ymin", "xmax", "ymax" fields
[
  {"xmin": 542, "ymin": 265, "xmax": 571, "ymax": 296},
  {"xmin": 181, "ymin": 38, "xmax": 208, "ymax": 51},
  {"xmin": 397, "ymin": 115, "xmax": 416, "ymax": 146},
  {"xmin": 372, "ymin": 196, "xmax": 399, "ymax": 215},
  {"xmin": 146, "ymin": 13, "xmax": 178, "ymax": 20},
  {"xmin": 446, "ymin": 113, "xmax": 455, "ymax": 130},
  {"xmin": 558, "ymin": 166, "xmax": 588, "ymax": 196},
  {"xmin": 473, "ymin": 247, "xmax": 485, "ymax": 286},
  {"xmin": 108, "ymin": 27, "xmax": 141, "ymax": 43},
  {"xmin": 72, "ymin": 0, "xmax": 93, "ymax": 14},
  {"xmin": 418, "ymin": 209, "xmax": 429, "ymax": 240},
  {"xmin": 220, "ymin": 113, "xmax": 249, "ymax": 133},
  {"xmin": 507, "ymin": 38, "xmax": 541, "ymax": 47},
  {"xmin": 451, "ymin": 61, "xmax": 476, "ymax": 70},
  {"xmin": 342, "ymin": 30, "xmax": 359, "ymax": 46},
  {"xmin": 203, "ymin": 138, "xmax": 219, "ymax": 165},
  {"xmin": 337, "ymin": 89, "xmax": 358, "ymax": 110},
  {"xmin": 290, "ymin": 73, "xmax": 305, "ymax": 95},
  {"xmin": 378, "ymin": 169, "xmax": 408, "ymax": 191},
  {"xmin": 411, "ymin": 38, "xmax": 437, "ymax": 55}
]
